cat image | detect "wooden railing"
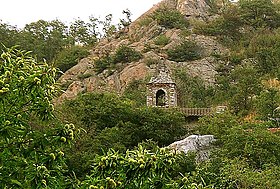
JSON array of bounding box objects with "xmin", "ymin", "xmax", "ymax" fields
[{"xmin": 178, "ymin": 108, "xmax": 213, "ymax": 116}]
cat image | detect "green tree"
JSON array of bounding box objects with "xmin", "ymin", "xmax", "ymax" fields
[
  {"xmin": 20, "ymin": 19, "xmax": 70, "ymax": 62},
  {"xmin": 239, "ymin": 0, "xmax": 280, "ymax": 29},
  {"xmin": 69, "ymin": 18, "xmax": 99, "ymax": 46},
  {"xmin": 256, "ymin": 88, "xmax": 280, "ymax": 120},
  {"xmin": 0, "ymin": 47, "xmax": 78, "ymax": 188},
  {"xmin": 59, "ymin": 92, "xmax": 187, "ymax": 178},
  {"xmin": 228, "ymin": 63, "xmax": 261, "ymax": 115},
  {"xmin": 113, "ymin": 45, "xmax": 142, "ymax": 64},
  {"xmin": 0, "ymin": 21, "xmax": 19, "ymax": 51}
]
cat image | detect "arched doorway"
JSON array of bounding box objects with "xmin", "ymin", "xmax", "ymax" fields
[{"xmin": 156, "ymin": 89, "xmax": 166, "ymax": 106}]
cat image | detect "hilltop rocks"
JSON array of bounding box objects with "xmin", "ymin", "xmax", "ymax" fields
[{"xmin": 57, "ymin": 0, "xmax": 228, "ymax": 102}]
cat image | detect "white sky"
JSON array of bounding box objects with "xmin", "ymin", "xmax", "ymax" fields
[{"xmin": 0, "ymin": 0, "xmax": 162, "ymax": 28}]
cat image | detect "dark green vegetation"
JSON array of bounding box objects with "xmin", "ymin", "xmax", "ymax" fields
[
  {"xmin": 153, "ymin": 6, "xmax": 189, "ymax": 29},
  {"xmin": 1, "ymin": 0, "xmax": 280, "ymax": 188},
  {"xmin": 94, "ymin": 45, "xmax": 142, "ymax": 74}
]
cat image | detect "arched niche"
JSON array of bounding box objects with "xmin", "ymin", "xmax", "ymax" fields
[{"xmin": 156, "ymin": 89, "xmax": 166, "ymax": 106}]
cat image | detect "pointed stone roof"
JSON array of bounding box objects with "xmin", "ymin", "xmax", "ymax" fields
[{"xmin": 148, "ymin": 63, "xmax": 175, "ymax": 84}]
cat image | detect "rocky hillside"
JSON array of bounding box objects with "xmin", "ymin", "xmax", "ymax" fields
[{"xmin": 57, "ymin": 0, "xmax": 228, "ymax": 103}]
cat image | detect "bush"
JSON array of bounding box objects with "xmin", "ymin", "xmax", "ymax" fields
[
  {"xmin": 167, "ymin": 40, "xmax": 201, "ymax": 62},
  {"xmin": 154, "ymin": 34, "xmax": 170, "ymax": 46},
  {"xmin": 94, "ymin": 55, "xmax": 112, "ymax": 74},
  {"xmin": 55, "ymin": 46, "xmax": 89, "ymax": 73},
  {"xmin": 153, "ymin": 7, "xmax": 189, "ymax": 29},
  {"xmin": 174, "ymin": 69, "xmax": 215, "ymax": 107},
  {"xmin": 113, "ymin": 45, "xmax": 142, "ymax": 64},
  {"xmin": 123, "ymin": 79, "xmax": 147, "ymax": 106}
]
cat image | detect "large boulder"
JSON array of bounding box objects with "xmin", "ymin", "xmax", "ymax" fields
[{"xmin": 169, "ymin": 135, "xmax": 216, "ymax": 161}]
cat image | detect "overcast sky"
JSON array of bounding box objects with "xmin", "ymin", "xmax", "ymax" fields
[{"xmin": 0, "ymin": 0, "xmax": 162, "ymax": 28}]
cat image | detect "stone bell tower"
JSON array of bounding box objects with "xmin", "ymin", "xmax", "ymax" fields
[{"xmin": 146, "ymin": 64, "xmax": 177, "ymax": 107}]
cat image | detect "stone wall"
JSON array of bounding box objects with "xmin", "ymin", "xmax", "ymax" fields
[{"xmin": 147, "ymin": 83, "xmax": 177, "ymax": 107}]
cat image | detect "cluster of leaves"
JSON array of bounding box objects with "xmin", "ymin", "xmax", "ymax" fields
[
  {"xmin": 94, "ymin": 45, "xmax": 142, "ymax": 74},
  {"xmin": 195, "ymin": 0, "xmax": 280, "ymax": 76},
  {"xmin": 167, "ymin": 40, "xmax": 201, "ymax": 62},
  {"xmin": 0, "ymin": 47, "xmax": 79, "ymax": 188},
  {"xmin": 81, "ymin": 145, "xmax": 202, "ymax": 188},
  {"xmin": 152, "ymin": 6, "xmax": 189, "ymax": 29}
]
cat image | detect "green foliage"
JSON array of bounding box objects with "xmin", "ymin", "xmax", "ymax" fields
[
  {"xmin": 174, "ymin": 69, "xmax": 215, "ymax": 107},
  {"xmin": 198, "ymin": 112, "xmax": 239, "ymax": 139},
  {"xmin": 123, "ymin": 79, "xmax": 147, "ymax": 107},
  {"xmin": 94, "ymin": 46, "xmax": 142, "ymax": 74},
  {"xmin": 137, "ymin": 17, "xmax": 153, "ymax": 27},
  {"xmin": 0, "ymin": 47, "xmax": 78, "ymax": 188},
  {"xmin": 167, "ymin": 40, "xmax": 201, "ymax": 62},
  {"xmin": 69, "ymin": 17, "xmax": 99, "ymax": 46},
  {"xmin": 94, "ymin": 55, "xmax": 112, "ymax": 74},
  {"xmin": 0, "ymin": 22, "xmax": 19, "ymax": 51},
  {"xmin": 222, "ymin": 126, "xmax": 280, "ymax": 168},
  {"xmin": 58, "ymin": 92, "xmax": 187, "ymax": 178},
  {"xmin": 216, "ymin": 63, "xmax": 261, "ymax": 115},
  {"xmin": 239, "ymin": 0, "xmax": 280, "ymax": 29},
  {"xmin": 154, "ymin": 34, "xmax": 170, "ymax": 46},
  {"xmin": 80, "ymin": 145, "xmax": 199, "ymax": 188},
  {"xmin": 55, "ymin": 45, "xmax": 90, "ymax": 73},
  {"xmin": 20, "ymin": 19, "xmax": 70, "ymax": 62},
  {"xmin": 113, "ymin": 45, "xmax": 142, "ymax": 64},
  {"xmin": 247, "ymin": 30, "xmax": 280, "ymax": 75},
  {"xmin": 228, "ymin": 63, "xmax": 261, "ymax": 115},
  {"xmin": 256, "ymin": 89, "xmax": 280, "ymax": 120},
  {"xmin": 144, "ymin": 57, "xmax": 160, "ymax": 67},
  {"xmin": 194, "ymin": 4, "xmax": 241, "ymax": 35},
  {"xmin": 153, "ymin": 7, "xmax": 189, "ymax": 29}
]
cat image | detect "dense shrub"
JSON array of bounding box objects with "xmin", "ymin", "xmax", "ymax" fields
[
  {"xmin": 0, "ymin": 47, "xmax": 78, "ymax": 188},
  {"xmin": 113, "ymin": 45, "xmax": 142, "ymax": 63},
  {"xmin": 167, "ymin": 40, "xmax": 201, "ymax": 62},
  {"xmin": 154, "ymin": 34, "xmax": 170, "ymax": 46},
  {"xmin": 94, "ymin": 55, "xmax": 112, "ymax": 74},
  {"xmin": 94, "ymin": 46, "xmax": 142, "ymax": 73},
  {"xmin": 123, "ymin": 79, "xmax": 147, "ymax": 106},
  {"xmin": 173, "ymin": 69, "xmax": 215, "ymax": 107},
  {"xmin": 153, "ymin": 7, "xmax": 189, "ymax": 29},
  {"xmin": 55, "ymin": 45, "xmax": 90, "ymax": 73}
]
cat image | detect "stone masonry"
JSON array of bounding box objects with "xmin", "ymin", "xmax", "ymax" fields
[{"xmin": 147, "ymin": 63, "xmax": 177, "ymax": 107}]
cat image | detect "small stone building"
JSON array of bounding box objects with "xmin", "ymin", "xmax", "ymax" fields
[{"xmin": 147, "ymin": 64, "xmax": 177, "ymax": 107}]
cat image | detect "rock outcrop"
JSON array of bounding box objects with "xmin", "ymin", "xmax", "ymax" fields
[
  {"xmin": 57, "ymin": 0, "xmax": 228, "ymax": 102},
  {"xmin": 169, "ymin": 135, "xmax": 216, "ymax": 161}
]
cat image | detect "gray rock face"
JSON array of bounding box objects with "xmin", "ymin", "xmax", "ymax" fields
[
  {"xmin": 177, "ymin": 0, "xmax": 211, "ymax": 19},
  {"xmin": 169, "ymin": 135, "xmax": 216, "ymax": 161}
]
